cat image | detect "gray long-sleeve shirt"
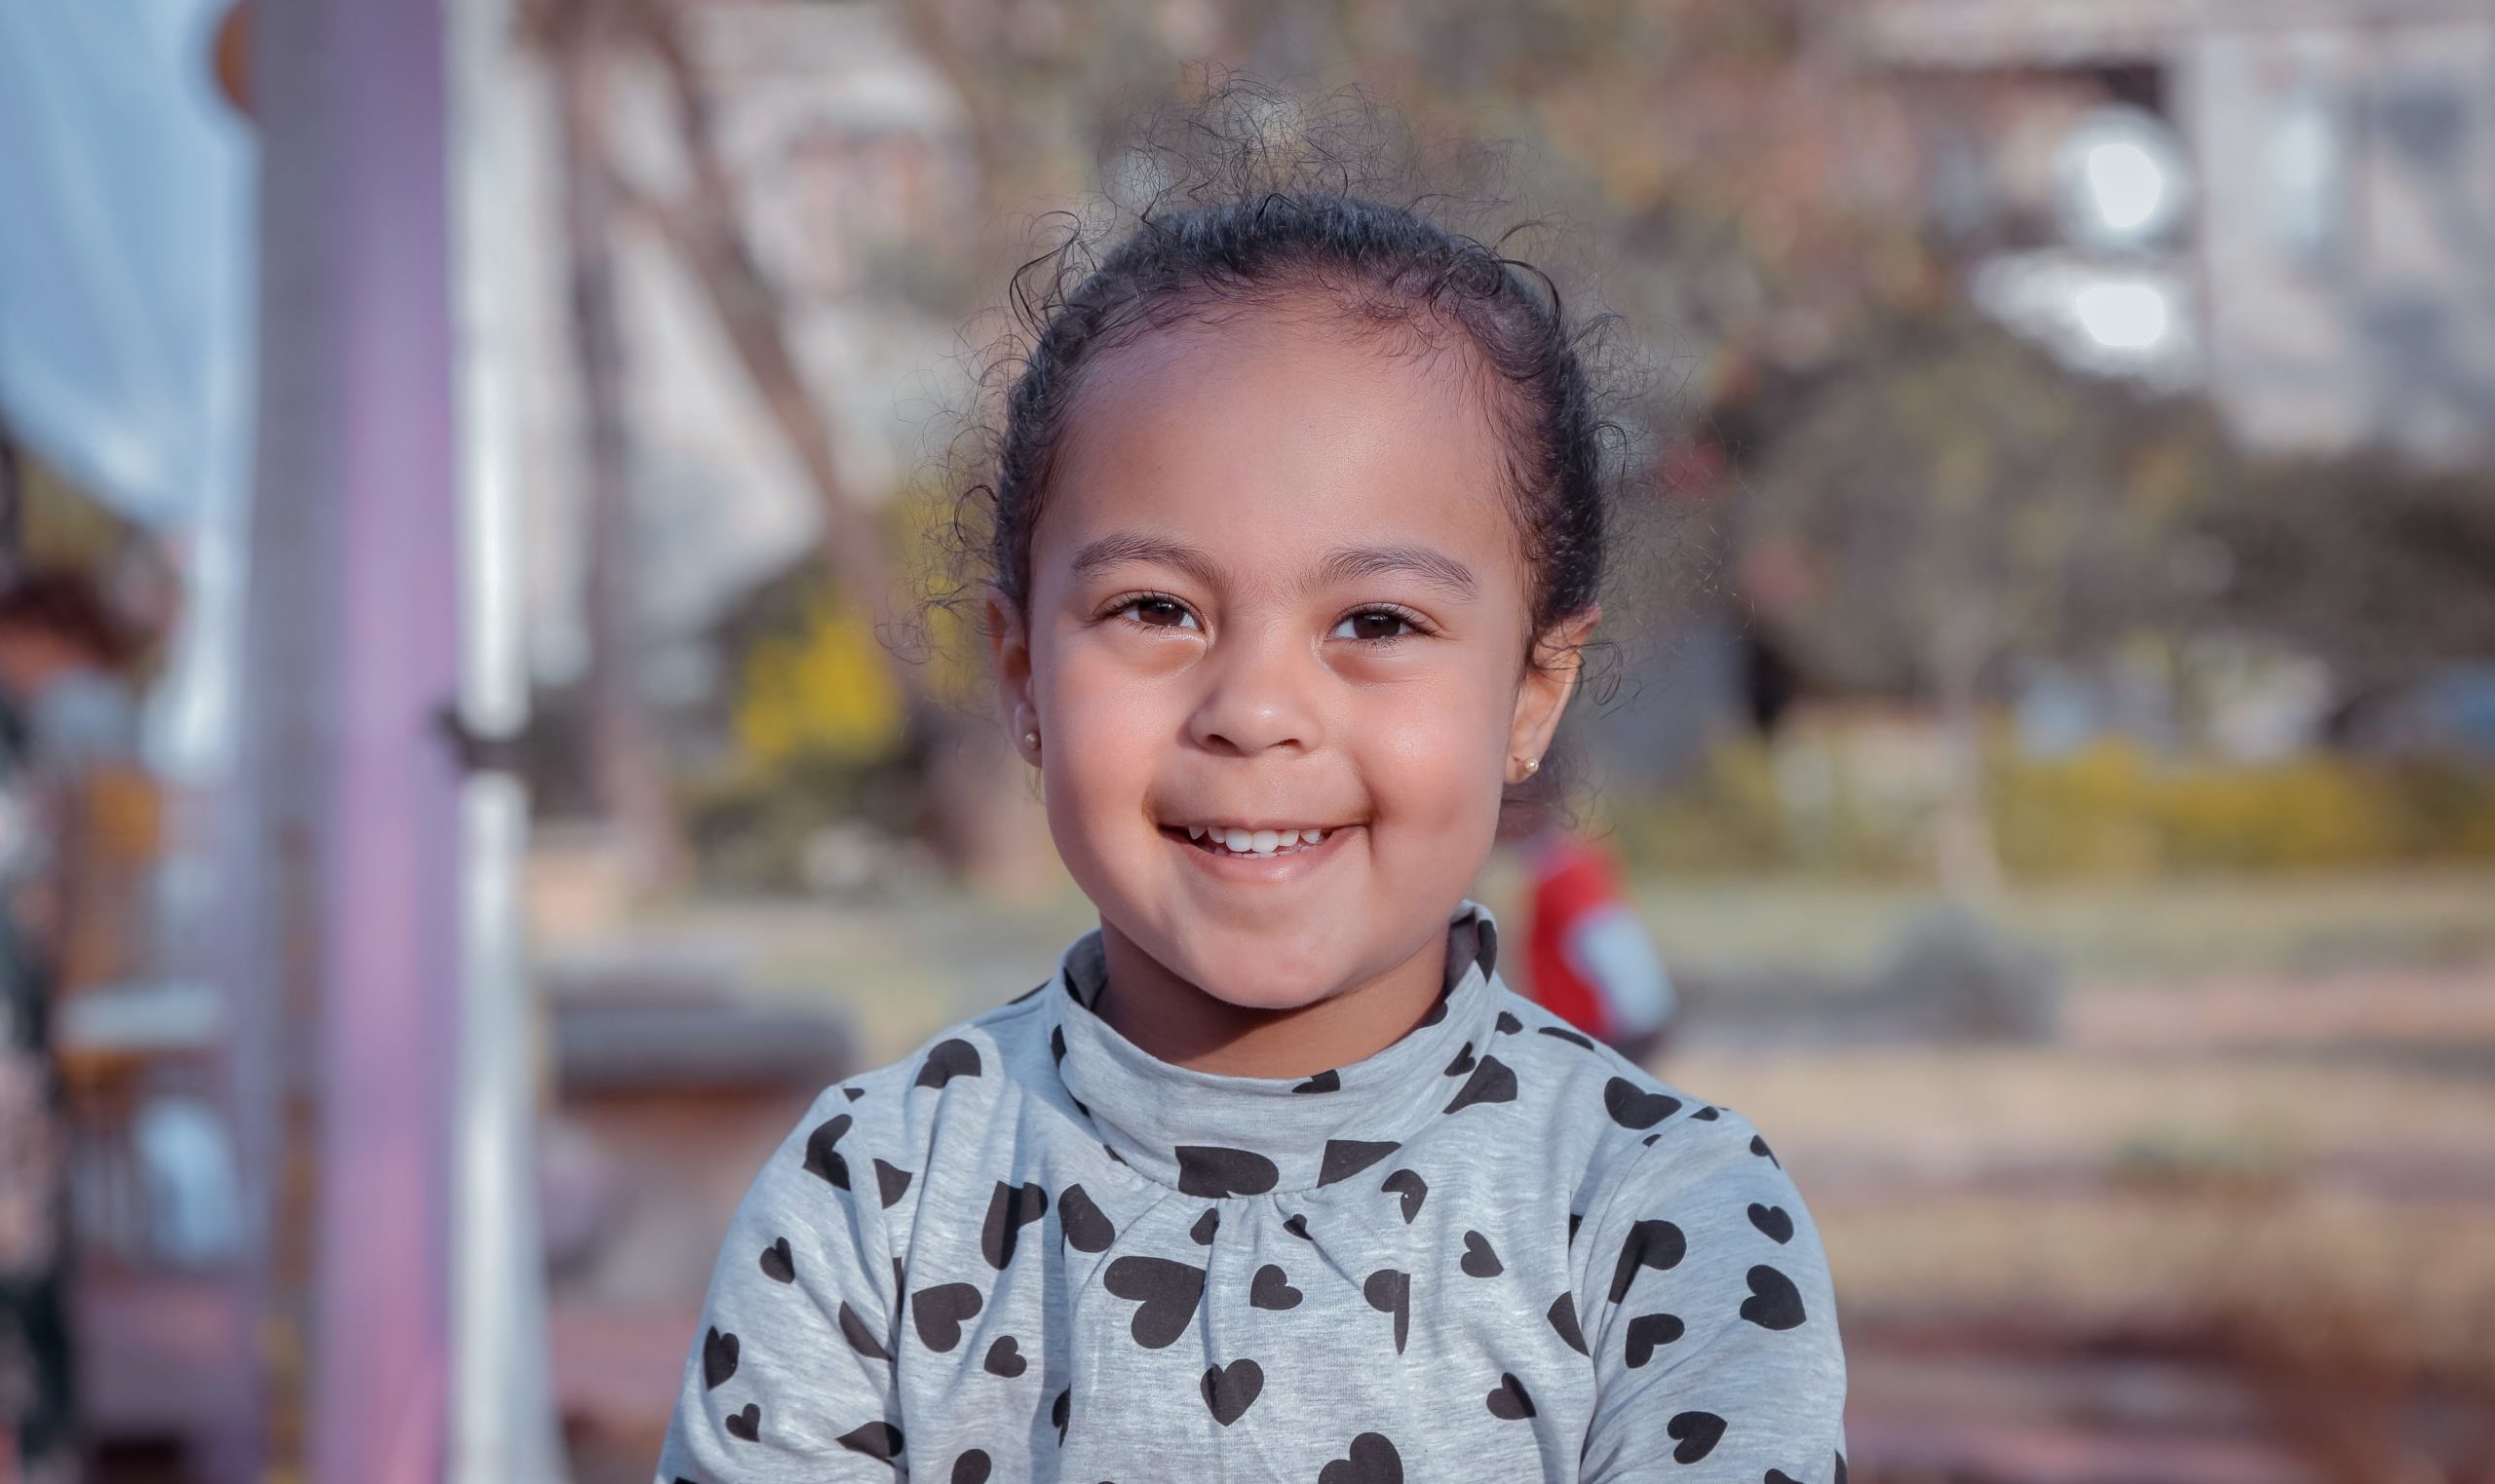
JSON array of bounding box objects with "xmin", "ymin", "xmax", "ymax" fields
[{"xmin": 657, "ymin": 899, "xmax": 1849, "ymax": 1483}]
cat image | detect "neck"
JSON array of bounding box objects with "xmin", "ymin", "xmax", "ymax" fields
[{"xmin": 1094, "ymin": 918, "xmax": 1450, "ymax": 1079}]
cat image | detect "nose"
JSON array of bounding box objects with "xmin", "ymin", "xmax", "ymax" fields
[{"xmin": 1185, "ymin": 621, "xmax": 1323, "ymax": 757}]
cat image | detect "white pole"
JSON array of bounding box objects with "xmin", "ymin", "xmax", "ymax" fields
[{"xmin": 445, "ymin": 0, "xmax": 570, "ymax": 1477}]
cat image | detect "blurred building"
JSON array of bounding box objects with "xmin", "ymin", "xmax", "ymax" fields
[{"xmin": 1866, "ymin": 0, "xmax": 2495, "ymax": 465}]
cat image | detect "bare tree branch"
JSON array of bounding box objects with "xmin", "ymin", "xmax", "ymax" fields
[{"xmin": 613, "ymin": 0, "xmax": 929, "ymax": 712}]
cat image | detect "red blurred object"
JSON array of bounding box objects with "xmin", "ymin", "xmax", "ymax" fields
[{"xmin": 1522, "ymin": 832, "xmax": 1674, "ymax": 1054}]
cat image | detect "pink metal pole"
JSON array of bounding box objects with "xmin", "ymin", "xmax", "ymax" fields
[
  {"xmin": 309, "ymin": 0, "xmax": 460, "ymax": 1466},
  {"xmin": 244, "ymin": 0, "xmax": 459, "ymax": 1478}
]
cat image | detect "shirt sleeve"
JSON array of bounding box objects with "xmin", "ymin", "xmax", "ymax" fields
[
  {"xmin": 654, "ymin": 1085, "xmax": 907, "ymax": 1482},
  {"xmin": 1576, "ymin": 1107, "xmax": 1850, "ymax": 1484}
]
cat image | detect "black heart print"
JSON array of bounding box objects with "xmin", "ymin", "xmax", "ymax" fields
[
  {"xmin": 1741, "ymin": 1265, "xmax": 1807, "ymax": 1330},
  {"xmin": 1057, "ymin": 1183, "xmax": 1117, "ymax": 1253},
  {"xmin": 702, "ymin": 1327, "xmax": 738, "ymax": 1389},
  {"xmin": 724, "ymin": 1402, "xmax": 759, "ymax": 1441},
  {"xmin": 1284, "ymin": 1213, "xmax": 1314, "ymax": 1241},
  {"xmin": 1546, "ymin": 1293, "xmax": 1587, "ymax": 1355},
  {"xmin": 1602, "ymin": 1077, "xmax": 1681, "ymax": 1130},
  {"xmin": 1484, "ymin": 1373, "xmax": 1535, "ymax": 1420},
  {"xmin": 1766, "ymin": 1473, "xmax": 1802, "ymax": 1484},
  {"xmin": 911, "ymin": 1282, "xmax": 984, "ymax": 1351},
  {"xmin": 1666, "ymin": 1410, "xmax": 1725, "ymax": 1464},
  {"xmin": 801, "ymin": 1114, "xmax": 853, "ymax": 1189},
  {"xmin": 914, "ymin": 1038, "xmax": 982, "ymax": 1088},
  {"xmin": 1319, "ymin": 1431, "xmax": 1403, "ymax": 1484},
  {"xmin": 1051, "ymin": 1387, "xmax": 1071, "ymax": 1444},
  {"xmin": 1749, "ymin": 1133, "xmax": 1781, "ymax": 1166},
  {"xmin": 1363, "ymin": 1269, "xmax": 1410, "ymax": 1354},
  {"xmin": 835, "ymin": 1421, "xmax": 902, "ymax": 1461},
  {"xmin": 952, "ymin": 1450, "xmax": 992, "ymax": 1483},
  {"xmin": 981, "ymin": 1181, "xmax": 1050, "ymax": 1269},
  {"xmin": 1538, "ymin": 1025, "xmax": 1595, "ymax": 1050},
  {"xmin": 982, "ymin": 1335, "xmax": 1027, "ymax": 1378},
  {"xmin": 1442, "ymin": 1056, "xmax": 1517, "ymax": 1114},
  {"xmin": 842, "ymin": 1085, "xmax": 866, "ymax": 1102},
  {"xmin": 1748, "ymin": 1202, "xmax": 1794, "ymax": 1243},
  {"xmin": 1381, "ymin": 1168, "xmax": 1428, "ymax": 1224},
  {"xmin": 758, "ymin": 1237, "xmax": 795, "ymax": 1283},
  {"xmin": 1692, "ymin": 1105, "xmax": 1720, "ymax": 1121},
  {"xmin": 1608, "ymin": 1219, "xmax": 1687, "ymax": 1304},
  {"xmin": 1191, "ymin": 1208, "xmax": 1220, "ymax": 1245},
  {"xmin": 1292, "ymin": 1069, "xmax": 1341, "ymax": 1093},
  {"xmin": 1103, "ymin": 1255, "xmax": 1207, "ymax": 1349},
  {"xmin": 1442, "ymin": 1043, "xmax": 1476, "ymax": 1076},
  {"xmin": 1250, "ymin": 1263, "xmax": 1303, "ymax": 1310},
  {"xmin": 1459, "ymin": 1231, "xmax": 1502, "ymax": 1277},
  {"xmin": 1319, "ymin": 1139, "xmax": 1398, "ymax": 1186},
  {"xmin": 1177, "ymin": 1144, "xmax": 1281, "ymax": 1198},
  {"xmin": 837, "ymin": 1301, "xmax": 890, "ymax": 1361},
  {"xmin": 1201, "ymin": 1358, "xmax": 1264, "ymax": 1426},
  {"xmin": 1624, "ymin": 1312, "xmax": 1684, "ymax": 1368},
  {"xmin": 1495, "ymin": 1009, "xmax": 1523, "ymax": 1035},
  {"xmin": 1050, "ymin": 1025, "xmax": 1066, "ymax": 1064}
]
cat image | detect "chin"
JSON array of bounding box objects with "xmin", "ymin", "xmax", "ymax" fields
[
  {"xmin": 1149, "ymin": 931, "xmax": 1350, "ymax": 1014},
  {"xmin": 1191, "ymin": 970, "xmax": 1342, "ymax": 1014}
]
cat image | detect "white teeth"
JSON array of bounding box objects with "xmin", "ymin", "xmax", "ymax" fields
[{"xmin": 1178, "ymin": 823, "xmax": 1337, "ymax": 856}]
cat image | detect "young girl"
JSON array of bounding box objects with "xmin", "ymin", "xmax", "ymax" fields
[{"xmin": 657, "ymin": 156, "xmax": 1848, "ymax": 1484}]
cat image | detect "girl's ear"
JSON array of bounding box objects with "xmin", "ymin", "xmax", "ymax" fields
[
  {"xmin": 1508, "ymin": 605, "xmax": 1600, "ymax": 781},
  {"xmin": 985, "ymin": 585, "xmax": 1034, "ymax": 732}
]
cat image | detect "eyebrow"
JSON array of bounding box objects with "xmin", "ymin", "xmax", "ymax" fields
[
  {"xmin": 1069, "ymin": 533, "xmax": 1479, "ymax": 600},
  {"xmin": 1069, "ymin": 533, "xmax": 1224, "ymax": 590},
  {"xmin": 1315, "ymin": 543, "xmax": 1478, "ymax": 599}
]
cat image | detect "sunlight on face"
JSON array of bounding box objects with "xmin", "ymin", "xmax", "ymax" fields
[{"xmin": 996, "ymin": 304, "xmax": 1575, "ymax": 1016}]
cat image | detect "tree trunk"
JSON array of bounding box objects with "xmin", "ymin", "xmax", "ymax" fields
[
  {"xmin": 616, "ymin": 0, "xmax": 1038, "ymax": 881},
  {"xmin": 553, "ymin": 1, "xmax": 686, "ymax": 895}
]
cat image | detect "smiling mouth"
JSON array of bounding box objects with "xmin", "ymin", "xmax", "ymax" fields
[{"xmin": 1161, "ymin": 822, "xmax": 1346, "ymax": 859}]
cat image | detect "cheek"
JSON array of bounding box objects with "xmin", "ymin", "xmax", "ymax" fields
[
  {"xmin": 1034, "ymin": 641, "xmax": 1180, "ymax": 813},
  {"xmin": 1352, "ymin": 673, "xmax": 1513, "ymax": 833}
]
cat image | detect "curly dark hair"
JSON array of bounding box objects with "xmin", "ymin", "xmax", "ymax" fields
[{"xmin": 928, "ymin": 78, "xmax": 1658, "ymax": 828}]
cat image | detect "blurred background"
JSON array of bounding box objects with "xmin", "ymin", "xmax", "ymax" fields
[{"xmin": 3, "ymin": 0, "xmax": 2492, "ymax": 1481}]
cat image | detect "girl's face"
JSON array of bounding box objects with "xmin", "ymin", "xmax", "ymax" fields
[{"xmin": 990, "ymin": 306, "xmax": 1592, "ymax": 1019}]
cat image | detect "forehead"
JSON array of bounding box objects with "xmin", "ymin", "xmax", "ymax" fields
[{"xmin": 1037, "ymin": 307, "xmax": 1523, "ymax": 591}]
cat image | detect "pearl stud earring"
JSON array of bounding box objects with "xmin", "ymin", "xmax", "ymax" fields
[{"xmin": 1522, "ymin": 757, "xmax": 1541, "ymax": 777}]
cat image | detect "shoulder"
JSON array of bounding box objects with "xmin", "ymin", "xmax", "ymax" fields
[
  {"xmin": 792, "ymin": 983, "xmax": 1064, "ymax": 1164},
  {"xmin": 1480, "ymin": 988, "xmax": 1696, "ymax": 1174},
  {"xmin": 1484, "ymin": 987, "xmax": 1820, "ymax": 1256},
  {"xmin": 720, "ymin": 987, "xmax": 1070, "ymax": 1278}
]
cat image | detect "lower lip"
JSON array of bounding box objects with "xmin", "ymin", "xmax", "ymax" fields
[{"xmin": 1163, "ymin": 824, "xmax": 1357, "ymax": 882}]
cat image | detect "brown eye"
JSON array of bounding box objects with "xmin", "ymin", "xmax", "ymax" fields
[
  {"xmin": 1120, "ymin": 596, "xmax": 1200, "ymax": 630},
  {"xmin": 1331, "ymin": 608, "xmax": 1416, "ymax": 642}
]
